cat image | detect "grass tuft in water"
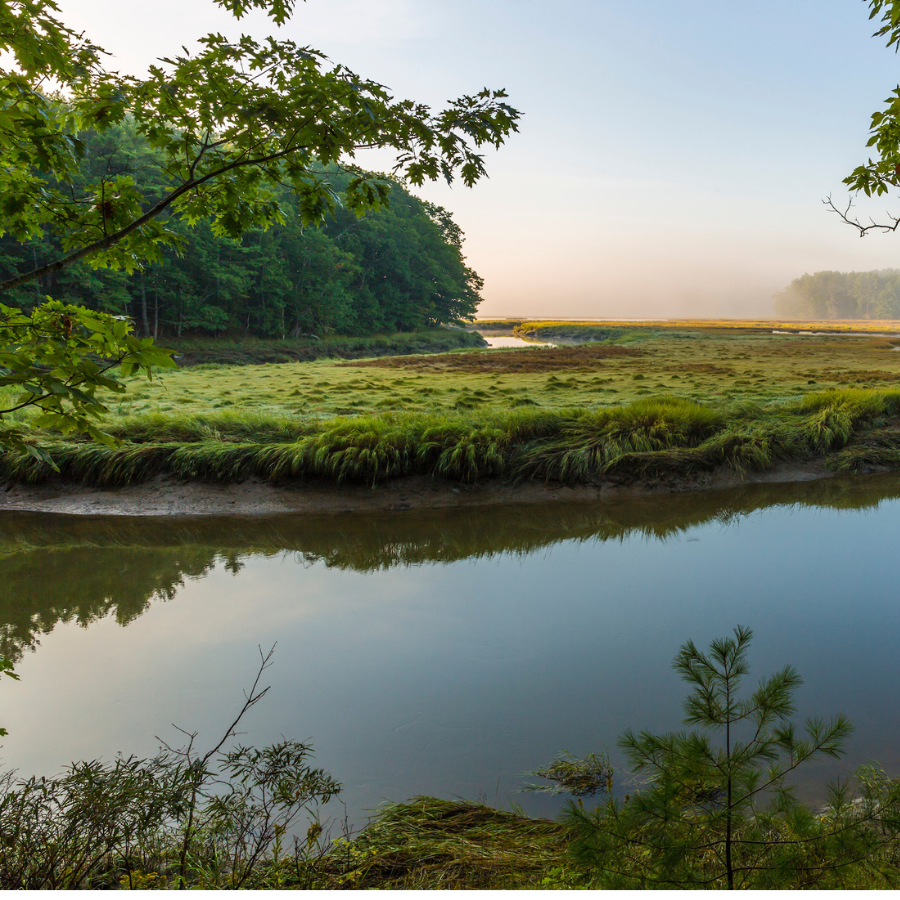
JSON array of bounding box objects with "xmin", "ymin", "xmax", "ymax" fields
[{"xmin": 327, "ymin": 797, "xmax": 571, "ymax": 890}]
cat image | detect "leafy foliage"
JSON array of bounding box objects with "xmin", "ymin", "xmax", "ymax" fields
[
  {"xmin": 565, "ymin": 627, "xmax": 900, "ymax": 889},
  {"xmin": 0, "ymin": 0, "xmax": 518, "ymax": 452},
  {"xmin": 846, "ymin": 0, "xmax": 900, "ymax": 198},
  {"xmin": 0, "ymin": 0, "xmax": 519, "ymax": 291},
  {"xmin": 0, "ymin": 302, "xmax": 175, "ymax": 460},
  {"xmin": 831, "ymin": 1, "xmax": 900, "ymax": 232},
  {"xmin": 0, "ymin": 648, "xmax": 341, "ymax": 889}
]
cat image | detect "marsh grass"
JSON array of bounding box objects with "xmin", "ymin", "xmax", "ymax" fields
[
  {"xmin": 56, "ymin": 329, "xmax": 900, "ymax": 425},
  {"xmin": 9, "ymin": 389, "xmax": 900, "ymax": 487},
  {"xmin": 9, "ymin": 330, "xmax": 900, "ymax": 487},
  {"xmin": 504, "ymin": 317, "xmax": 900, "ymax": 335},
  {"xmin": 516, "ymin": 397, "xmax": 724, "ymax": 481},
  {"xmin": 102, "ymin": 411, "xmax": 312, "ymax": 444},
  {"xmin": 319, "ymin": 797, "xmax": 572, "ymax": 890},
  {"xmin": 513, "ymin": 322, "xmax": 652, "ymax": 344}
]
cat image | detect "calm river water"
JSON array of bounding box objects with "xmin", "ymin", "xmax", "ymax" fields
[
  {"xmin": 4, "ymin": 474, "xmax": 900, "ymax": 825},
  {"xmin": 480, "ymin": 335, "xmax": 554, "ymax": 348}
]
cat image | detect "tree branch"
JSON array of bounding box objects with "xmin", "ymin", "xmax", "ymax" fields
[
  {"xmin": 0, "ymin": 140, "xmax": 312, "ymax": 293},
  {"xmin": 825, "ymin": 194, "xmax": 900, "ymax": 236}
]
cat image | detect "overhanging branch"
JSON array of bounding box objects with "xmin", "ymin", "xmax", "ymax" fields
[
  {"xmin": 825, "ymin": 194, "xmax": 900, "ymax": 236},
  {"xmin": 0, "ymin": 139, "xmax": 314, "ymax": 294}
]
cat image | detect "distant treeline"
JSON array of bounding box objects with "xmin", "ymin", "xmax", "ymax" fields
[
  {"xmin": 0, "ymin": 121, "xmax": 482, "ymax": 338},
  {"xmin": 774, "ymin": 270, "xmax": 900, "ymax": 319}
]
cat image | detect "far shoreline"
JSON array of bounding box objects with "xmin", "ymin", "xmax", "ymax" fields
[{"xmin": 0, "ymin": 459, "xmax": 860, "ymax": 517}]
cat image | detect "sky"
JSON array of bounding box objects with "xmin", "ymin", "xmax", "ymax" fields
[{"xmin": 56, "ymin": 0, "xmax": 900, "ymax": 317}]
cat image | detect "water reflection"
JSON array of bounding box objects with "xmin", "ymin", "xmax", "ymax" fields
[
  {"xmin": 3, "ymin": 474, "xmax": 899, "ymax": 662},
  {"xmin": 3, "ymin": 473, "xmax": 900, "ymax": 823}
]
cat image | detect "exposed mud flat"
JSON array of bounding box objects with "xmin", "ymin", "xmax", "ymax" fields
[{"xmin": 0, "ymin": 460, "xmax": 850, "ymax": 517}]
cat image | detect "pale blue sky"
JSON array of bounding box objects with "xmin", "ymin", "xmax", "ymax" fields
[{"xmin": 61, "ymin": 0, "xmax": 900, "ymax": 316}]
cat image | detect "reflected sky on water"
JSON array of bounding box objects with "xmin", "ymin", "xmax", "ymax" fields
[{"xmin": 3, "ymin": 474, "xmax": 900, "ymax": 823}]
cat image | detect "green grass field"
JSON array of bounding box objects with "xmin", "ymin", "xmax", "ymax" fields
[
  {"xmin": 57, "ymin": 328, "xmax": 900, "ymax": 419},
  {"xmin": 7, "ymin": 325, "xmax": 900, "ymax": 486}
]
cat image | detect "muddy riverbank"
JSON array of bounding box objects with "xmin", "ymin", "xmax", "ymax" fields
[{"xmin": 0, "ymin": 459, "xmax": 845, "ymax": 516}]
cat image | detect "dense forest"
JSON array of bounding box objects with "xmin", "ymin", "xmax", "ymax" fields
[
  {"xmin": 774, "ymin": 270, "xmax": 900, "ymax": 319},
  {"xmin": 0, "ymin": 121, "xmax": 483, "ymax": 338}
]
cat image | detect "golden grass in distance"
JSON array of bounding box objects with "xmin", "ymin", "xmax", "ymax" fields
[{"xmin": 475, "ymin": 317, "xmax": 900, "ymax": 333}]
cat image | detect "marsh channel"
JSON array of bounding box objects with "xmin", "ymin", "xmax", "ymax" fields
[
  {"xmin": 480, "ymin": 335, "xmax": 554, "ymax": 348},
  {"xmin": 3, "ymin": 473, "xmax": 900, "ymax": 827}
]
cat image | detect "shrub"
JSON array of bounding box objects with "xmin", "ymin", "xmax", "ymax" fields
[
  {"xmin": 0, "ymin": 649, "xmax": 340, "ymax": 889},
  {"xmin": 564, "ymin": 627, "xmax": 900, "ymax": 889}
]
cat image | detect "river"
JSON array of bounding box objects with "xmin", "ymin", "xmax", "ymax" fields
[
  {"xmin": 480, "ymin": 334, "xmax": 555, "ymax": 348},
  {"xmin": 3, "ymin": 474, "xmax": 900, "ymax": 825}
]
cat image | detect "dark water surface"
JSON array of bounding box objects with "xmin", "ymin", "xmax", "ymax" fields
[{"xmin": 4, "ymin": 474, "xmax": 900, "ymax": 824}]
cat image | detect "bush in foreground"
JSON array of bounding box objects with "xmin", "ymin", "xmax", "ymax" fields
[
  {"xmin": 564, "ymin": 627, "xmax": 900, "ymax": 889},
  {"xmin": 0, "ymin": 649, "xmax": 340, "ymax": 890}
]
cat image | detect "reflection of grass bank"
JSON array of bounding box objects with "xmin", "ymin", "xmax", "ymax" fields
[{"xmin": 3, "ymin": 471, "xmax": 899, "ymax": 662}]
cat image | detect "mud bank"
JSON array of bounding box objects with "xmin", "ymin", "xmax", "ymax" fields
[{"xmin": 0, "ymin": 460, "xmax": 850, "ymax": 517}]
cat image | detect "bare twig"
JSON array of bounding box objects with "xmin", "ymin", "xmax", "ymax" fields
[
  {"xmin": 155, "ymin": 644, "xmax": 276, "ymax": 889},
  {"xmin": 825, "ymin": 194, "xmax": 900, "ymax": 236}
]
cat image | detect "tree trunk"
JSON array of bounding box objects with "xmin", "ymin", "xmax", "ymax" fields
[
  {"xmin": 140, "ymin": 281, "xmax": 150, "ymax": 337},
  {"xmin": 31, "ymin": 246, "xmax": 41, "ymax": 306}
]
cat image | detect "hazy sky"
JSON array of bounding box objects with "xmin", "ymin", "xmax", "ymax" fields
[{"xmin": 58, "ymin": 0, "xmax": 900, "ymax": 317}]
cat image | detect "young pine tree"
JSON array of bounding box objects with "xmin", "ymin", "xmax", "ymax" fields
[{"xmin": 565, "ymin": 626, "xmax": 900, "ymax": 889}]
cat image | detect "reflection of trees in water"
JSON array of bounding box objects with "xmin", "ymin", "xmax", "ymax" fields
[
  {"xmin": 0, "ymin": 548, "xmax": 229, "ymax": 661},
  {"xmin": 1, "ymin": 473, "xmax": 898, "ymax": 660}
]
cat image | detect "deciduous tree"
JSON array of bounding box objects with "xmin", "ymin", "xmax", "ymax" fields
[
  {"xmin": 0, "ymin": 0, "xmax": 519, "ymax": 291},
  {"xmin": 0, "ymin": 0, "xmax": 519, "ymax": 451}
]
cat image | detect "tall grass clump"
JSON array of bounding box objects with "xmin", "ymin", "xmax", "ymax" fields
[
  {"xmin": 0, "ymin": 442, "xmax": 181, "ymax": 486},
  {"xmin": 418, "ymin": 408, "xmax": 563, "ymax": 481},
  {"xmin": 332, "ymin": 798, "xmax": 570, "ymax": 890},
  {"xmin": 516, "ymin": 397, "xmax": 724, "ymax": 482},
  {"xmin": 793, "ymin": 388, "xmax": 900, "ymax": 447},
  {"xmin": 103, "ymin": 411, "xmax": 313, "ymax": 445},
  {"xmin": 0, "ymin": 411, "xmax": 565, "ymax": 487},
  {"xmin": 265, "ymin": 416, "xmax": 424, "ymax": 485},
  {"xmin": 257, "ymin": 410, "xmax": 566, "ymax": 485},
  {"xmin": 10, "ymin": 389, "xmax": 900, "ymax": 488}
]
